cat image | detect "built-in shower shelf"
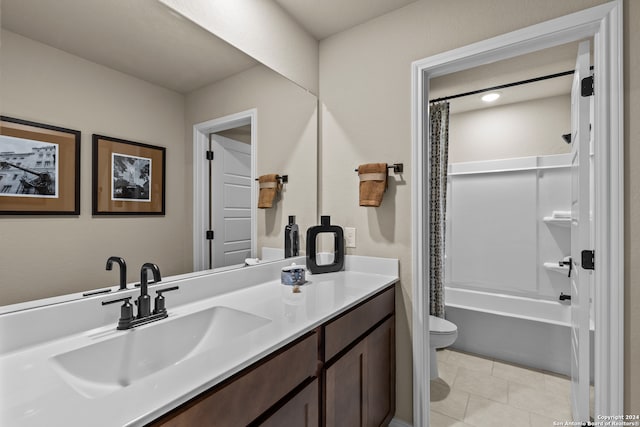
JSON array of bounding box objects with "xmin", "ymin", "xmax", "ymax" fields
[
  {"xmin": 543, "ymin": 216, "xmax": 571, "ymax": 227},
  {"xmin": 543, "ymin": 262, "xmax": 570, "ymax": 274}
]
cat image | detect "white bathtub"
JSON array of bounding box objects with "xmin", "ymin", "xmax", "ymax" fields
[{"xmin": 444, "ymin": 287, "xmax": 593, "ymax": 377}]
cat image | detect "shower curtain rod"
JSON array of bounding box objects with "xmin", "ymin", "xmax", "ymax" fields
[{"xmin": 428, "ymin": 67, "xmax": 592, "ymax": 104}]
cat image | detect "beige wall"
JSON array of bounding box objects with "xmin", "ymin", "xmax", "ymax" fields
[
  {"xmin": 449, "ymin": 95, "xmax": 571, "ymax": 163},
  {"xmin": 318, "ymin": 0, "xmax": 639, "ymax": 422},
  {"xmin": 159, "ymin": 0, "xmax": 319, "ymax": 95},
  {"xmin": 185, "ymin": 64, "xmax": 318, "ymax": 256},
  {"xmin": 0, "ymin": 30, "xmax": 190, "ymax": 305}
]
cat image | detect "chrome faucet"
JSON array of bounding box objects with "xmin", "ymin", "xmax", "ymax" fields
[
  {"xmin": 106, "ymin": 256, "xmax": 127, "ymax": 290},
  {"xmin": 102, "ymin": 263, "xmax": 178, "ymax": 330}
]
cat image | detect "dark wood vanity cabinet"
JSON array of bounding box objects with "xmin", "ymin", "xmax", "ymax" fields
[
  {"xmin": 323, "ymin": 287, "xmax": 396, "ymax": 427},
  {"xmin": 147, "ymin": 285, "xmax": 395, "ymax": 427}
]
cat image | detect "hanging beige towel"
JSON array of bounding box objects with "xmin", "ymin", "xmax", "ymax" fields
[
  {"xmin": 258, "ymin": 174, "xmax": 281, "ymax": 209},
  {"xmin": 358, "ymin": 163, "xmax": 387, "ymax": 207}
]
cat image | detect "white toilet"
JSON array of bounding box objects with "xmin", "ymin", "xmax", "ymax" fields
[{"xmin": 429, "ymin": 315, "xmax": 458, "ymax": 379}]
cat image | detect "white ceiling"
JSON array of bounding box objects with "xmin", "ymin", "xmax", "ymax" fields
[
  {"xmin": 1, "ymin": 0, "xmax": 258, "ymax": 93},
  {"xmin": 274, "ymin": 0, "xmax": 418, "ymax": 40}
]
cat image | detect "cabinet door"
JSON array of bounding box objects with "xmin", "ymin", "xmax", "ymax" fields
[
  {"xmin": 324, "ymin": 316, "xmax": 395, "ymax": 427},
  {"xmin": 258, "ymin": 379, "xmax": 319, "ymax": 427},
  {"xmin": 325, "ymin": 339, "xmax": 366, "ymax": 427},
  {"xmin": 365, "ymin": 316, "xmax": 395, "ymax": 427}
]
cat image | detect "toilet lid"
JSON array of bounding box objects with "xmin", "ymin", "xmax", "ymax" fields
[{"xmin": 429, "ymin": 315, "xmax": 457, "ymax": 334}]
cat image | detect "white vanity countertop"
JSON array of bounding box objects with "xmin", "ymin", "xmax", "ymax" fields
[{"xmin": 0, "ymin": 255, "xmax": 398, "ymax": 427}]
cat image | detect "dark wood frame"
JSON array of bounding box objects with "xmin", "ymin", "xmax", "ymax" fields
[
  {"xmin": 0, "ymin": 116, "xmax": 81, "ymax": 215},
  {"xmin": 92, "ymin": 134, "xmax": 165, "ymax": 215}
]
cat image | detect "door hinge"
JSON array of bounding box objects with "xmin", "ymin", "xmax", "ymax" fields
[
  {"xmin": 206, "ymin": 230, "xmax": 214, "ymax": 240},
  {"xmin": 206, "ymin": 150, "xmax": 214, "ymax": 161},
  {"xmin": 581, "ymin": 250, "xmax": 594, "ymax": 270},
  {"xmin": 581, "ymin": 75, "xmax": 594, "ymax": 97}
]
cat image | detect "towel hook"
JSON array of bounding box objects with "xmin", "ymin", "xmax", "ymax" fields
[{"xmin": 354, "ymin": 163, "xmax": 403, "ymax": 173}]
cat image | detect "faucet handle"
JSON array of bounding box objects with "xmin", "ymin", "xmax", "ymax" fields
[
  {"xmin": 101, "ymin": 296, "xmax": 132, "ymax": 306},
  {"xmin": 102, "ymin": 297, "xmax": 135, "ymax": 330},
  {"xmin": 153, "ymin": 286, "xmax": 179, "ymax": 315}
]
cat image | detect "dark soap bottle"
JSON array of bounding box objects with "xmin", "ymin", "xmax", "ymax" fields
[
  {"xmin": 306, "ymin": 215, "xmax": 344, "ymax": 274},
  {"xmin": 284, "ymin": 215, "xmax": 299, "ymax": 258}
]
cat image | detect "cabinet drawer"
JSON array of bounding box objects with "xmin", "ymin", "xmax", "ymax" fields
[
  {"xmin": 324, "ymin": 286, "xmax": 394, "ymax": 361},
  {"xmin": 148, "ymin": 331, "xmax": 318, "ymax": 427}
]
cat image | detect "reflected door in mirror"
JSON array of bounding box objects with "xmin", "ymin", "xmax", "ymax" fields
[{"xmin": 210, "ymin": 132, "xmax": 252, "ymax": 268}]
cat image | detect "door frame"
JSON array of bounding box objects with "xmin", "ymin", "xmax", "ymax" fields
[
  {"xmin": 193, "ymin": 109, "xmax": 257, "ymax": 271},
  {"xmin": 410, "ymin": 1, "xmax": 623, "ymax": 425}
]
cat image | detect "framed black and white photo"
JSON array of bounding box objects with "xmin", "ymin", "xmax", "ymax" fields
[
  {"xmin": 111, "ymin": 153, "xmax": 151, "ymax": 201},
  {"xmin": 0, "ymin": 116, "xmax": 80, "ymax": 215},
  {"xmin": 92, "ymin": 134, "xmax": 165, "ymax": 215}
]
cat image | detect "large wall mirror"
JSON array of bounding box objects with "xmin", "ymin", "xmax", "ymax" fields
[{"xmin": 0, "ymin": 0, "xmax": 318, "ymax": 307}]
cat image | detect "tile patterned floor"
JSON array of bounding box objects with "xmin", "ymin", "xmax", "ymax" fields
[{"xmin": 430, "ymin": 349, "xmax": 573, "ymax": 427}]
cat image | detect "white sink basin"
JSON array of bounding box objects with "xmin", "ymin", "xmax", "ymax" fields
[{"xmin": 51, "ymin": 306, "xmax": 270, "ymax": 398}]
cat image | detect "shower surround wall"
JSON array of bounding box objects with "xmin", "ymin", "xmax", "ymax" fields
[
  {"xmin": 445, "ymin": 154, "xmax": 572, "ymax": 300},
  {"xmin": 443, "ymin": 153, "xmax": 589, "ymax": 375}
]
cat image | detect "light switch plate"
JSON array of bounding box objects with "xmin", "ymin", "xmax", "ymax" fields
[{"xmin": 345, "ymin": 227, "xmax": 356, "ymax": 248}]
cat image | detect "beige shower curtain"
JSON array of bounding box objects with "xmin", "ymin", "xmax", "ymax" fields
[{"xmin": 429, "ymin": 101, "xmax": 450, "ymax": 318}]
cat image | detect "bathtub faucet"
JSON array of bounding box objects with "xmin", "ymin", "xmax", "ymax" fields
[
  {"xmin": 559, "ymin": 292, "xmax": 571, "ymax": 301},
  {"xmin": 559, "ymin": 257, "xmax": 572, "ymax": 277}
]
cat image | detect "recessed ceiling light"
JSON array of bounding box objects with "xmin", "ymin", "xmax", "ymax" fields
[{"xmin": 481, "ymin": 92, "xmax": 501, "ymax": 102}]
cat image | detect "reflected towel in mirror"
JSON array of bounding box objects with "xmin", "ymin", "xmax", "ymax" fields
[{"xmin": 258, "ymin": 174, "xmax": 281, "ymax": 208}]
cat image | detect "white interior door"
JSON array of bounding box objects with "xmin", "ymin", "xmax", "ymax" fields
[
  {"xmin": 570, "ymin": 39, "xmax": 592, "ymax": 422},
  {"xmin": 211, "ymin": 134, "xmax": 252, "ymax": 268}
]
